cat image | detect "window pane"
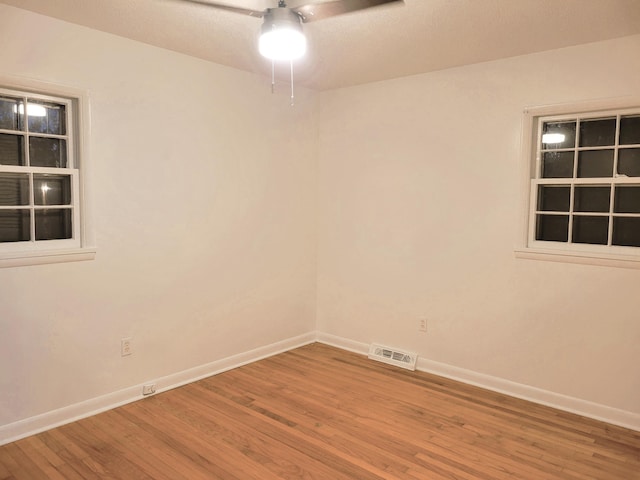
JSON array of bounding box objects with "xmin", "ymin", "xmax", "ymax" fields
[
  {"xmin": 574, "ymin": 186, "xmax": 611, "ymax": 213},
  {"xmin": 618, "ymin": 148, "xmax": 640, "ymax": 177},
  {"xmin": 614, "ymin": 186, "xmax": 640, "ymax": 213},
  {"xmin": 538, "ymin": 185, "xmax": 570, "ymax": 211},
  {"xmin": 35, "ymin": 209, "xmax": 72, "ymax": 240},
  {"xmin": 33, "ymin": 174, "xmax": 71, "ymax": 206},
  {"xmin": 29, "ymin": 137, "xmax": 67, "ymax": 168},
  {"xmin": 542, "ymin": 121, "xmax": 576, "ymax": 150},
  {"xmin": 620, "ymin": 115, "xmax": 640, "ymax": 145},
  {"xmin": 0, "ymin": 173, "xmax": 30, "ymax": 206},
  {"xmin": 0, "ymin": 133, "xmax": 25, "ymax": 166},
  {"xmin": 542, "ymin": 151, "xmax": 574, "ymax": 178},
  {"xmin": 0, "ymin": 96, "xmax": 24, "ymax": 131},
  {"xmin": 536, "ymin": 214, "xmax": 569, "ymax": 242},
  {"xmin": 577, "ymin": 149, "xmax": 613, "ymax": 178},
  {"xmin": 572, "ymin": 216, "xmax": 608, "ymax": 245},
  {"xmin": 0, "ymin": 209, "xmax": 30, "ymax": 242},
  {"xmin": 27, "ymin": 101, "xmax": 66, "ymax": 135},
  {"xmin": 612, "ymin": 217, "xmax": 640, "ymax": 247},
  {"xmin": 579, "ymin": 118, "xmax": 616, "ymax": 147}
]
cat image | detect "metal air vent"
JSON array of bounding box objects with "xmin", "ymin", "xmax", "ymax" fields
[{"xmin": 368, "ymin": 343, "xmax": 417, "ymax": 371}]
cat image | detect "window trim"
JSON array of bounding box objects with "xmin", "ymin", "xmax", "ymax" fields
[
  {"xmin": 0, "ymin": 75, "xmax": 95, "ymax": 268},
  {"xmin": 515, "ymin": 97, "xmax": 640, "ymax": 269}
]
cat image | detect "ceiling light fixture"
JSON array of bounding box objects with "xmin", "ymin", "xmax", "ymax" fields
[
  {"xmin": 257, "ymin": 1, "xmax": 307, "ymax": 105},
  {"xmin": 180, "ymin": 0, "xmax": 404, "ymax": 104},
  {"xmin": 259, "ymin": 5, "xmax": 307, "ymax": 61}
]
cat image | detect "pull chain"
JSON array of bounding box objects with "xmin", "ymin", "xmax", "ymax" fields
[
  {"xmin": 290, "ymin": 59, "xmax": 295, "ymax": 106},
  {"xmin": 271, "ymin": 59, "xmax": 275, "ymax": 94},
  {"xmin": 268, "ymin": 60, "xmax": 296, "ymax": 106}
]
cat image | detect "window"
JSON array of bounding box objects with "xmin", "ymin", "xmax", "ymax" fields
[
  {"xmin": 518, "ymin": 99, "xmax": 640, "ymax": 267},
  {"xmin": 0, "ymin": 81, "xmax": 94, "ymax": 267}
]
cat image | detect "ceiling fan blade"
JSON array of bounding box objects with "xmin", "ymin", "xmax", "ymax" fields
[
  {"xmin": 293, "ymin": 0, "xmax": 403, "ymax": 23},
  {"xmin": 179, "ymin": 0, "xmax": 264, "ymax": 18}
]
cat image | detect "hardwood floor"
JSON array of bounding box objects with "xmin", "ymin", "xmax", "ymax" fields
[{"xmin": 1, "ymin": 343, "xmax": 639, "ymax": 479}]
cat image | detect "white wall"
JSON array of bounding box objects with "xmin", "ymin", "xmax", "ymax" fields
[
  {"xmin": 317, "ymin": 35, "xmax": 640, "ymax": 416},
  {"xmin": 0, "ymin": 4, "xmax": 317, "ymax": 428}
]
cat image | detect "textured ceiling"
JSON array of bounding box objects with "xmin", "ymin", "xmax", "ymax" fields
[{"xmin": 1, "ymin": 0, "xmax": 640, "ymax": 90}]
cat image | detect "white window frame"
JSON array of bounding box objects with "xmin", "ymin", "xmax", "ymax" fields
[
  {"xmin": 515, "ymin": 97, "xmax": 640, "ymax": 269},
  {"xmin": 0, "ymin": 76, "xmax": 95, "ymax": 268}
]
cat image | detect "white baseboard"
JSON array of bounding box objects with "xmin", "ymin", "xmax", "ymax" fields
[
  {"xmin": 0, "ymin": 332, "xmax": 316, "ymax": 446},
  {"xmin": 3, "ymin": 330, "xmax": 638, "ymax": 446},
  {"xmin": 315, "ymin": 332, "xmax": 640, "ymax": 432}
]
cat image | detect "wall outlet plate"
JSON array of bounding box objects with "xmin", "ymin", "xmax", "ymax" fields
[
  {"xmin": 142, "ymin": 384, "xmax": 156, "ymax": 396},
  {"xmin": 419, "ymin": 318, "xmax": 428, "ymax": 332},
  {"xmin": 121, "ymin": 337, "xmax": 132, "ymax": 356}
]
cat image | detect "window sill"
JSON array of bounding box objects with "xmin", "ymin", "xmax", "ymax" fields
[
  {"xmin": 0, "ymin": 247, "xmax": 96, "ymax": 268},
  {"xmin": 514, "ymin": 247, "xmax": 640, "ymax": 269}
]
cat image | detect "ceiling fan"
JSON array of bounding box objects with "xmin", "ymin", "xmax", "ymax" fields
[{"xmin": 178, "ymin": 0, "xmax": 404, "ymax": 102}]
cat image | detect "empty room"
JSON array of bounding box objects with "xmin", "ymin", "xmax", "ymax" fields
[{"xmin": 0, "ymin": 0, "xmax": 639, "ymax": 478}]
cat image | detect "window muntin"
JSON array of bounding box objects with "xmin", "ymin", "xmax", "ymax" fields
[
  {"xmin": 0, "ymin": 89, "xmax": 80, "ymax": 251},
  {"xmin": 530, "ymin": 110, "xmax": 640, "ymax": 254}
]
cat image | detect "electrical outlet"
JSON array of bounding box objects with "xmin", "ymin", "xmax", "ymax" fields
[
  {"xmin": 419, "ymin": 318, "xmax": 428, "ymax": 333},
  {"xmin": 142, "ymin": 384, "xmax": 156, "ymax": 396},
  {"xmin": 121, "ymin": 337, "xmax": 132, "ymax": 356}
]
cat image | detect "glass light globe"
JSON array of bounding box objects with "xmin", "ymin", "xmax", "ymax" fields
[{"xmin": 259, "ymin": 28, "xmax": 307, "ymax": 61}]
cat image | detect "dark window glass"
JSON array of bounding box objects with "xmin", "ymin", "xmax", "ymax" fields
[
  {"xmin": 0, "ymin": 209, "xmax": 30, "ymax": 242},
  {"xmin": 27, "ymin": 101, "xmax": 66, "ymax": 135},
  {"xmin": 542, "ymin": 121, "xmax": 576, "ymax": 150},
  {"xmin": 33, "ymin": 175, "xmax": 71, "ymax": 206},
  {"xmin": 35, "ymin": 209, "xmax": 72, "ymax": 240},
  {"xmin": 536, "ymin": 214, "xmax": 569, "ymax": 242},
  {"xmin": 572, "ymin": 216, "xmax": 609, "ymax": 245},
  {"xmin": 0, "ymin": 173, "xmax": 30, "ymax": 206},
  {"xmin": 620, "ymin": 115, "xmax": 640, "ymax": 145},
  {"xmin": 579, "ymin": 118, "xmax": 616, "ymax": 147},
  {"xmin": 0, "ymin": 96, "xmax": 24, "ymax": 131},
  {"xmin": 538, "ymin": 185, "xmax": 570, "ymax": 211},
  {"xmin": 612, "ymin": 217, "xmax": 640, "ymax": 247},
  {"xmin": 577, "ymin": 150, "xmax": 613, "ymax": 178},
  {"xmin": 614, "ymin": 186, "xmax": 640, "ymax": 214},
  {"xmin": 29, "ymin": 137, "xmax": 67, "ymax": 168},
  {"xmin": 618, "ymin": 148, "xmax": 640, "ymax": 177},
  {"xmin": 0, "ymin": 133, "xmax": 25, "ymax": 166},
  {"xmin": 542, "ymin": 151, "xmax": 574, "ymax": 178},
  {"xmin": 574, "ymin": 186, "xmax": 611, "ymax": 213}
]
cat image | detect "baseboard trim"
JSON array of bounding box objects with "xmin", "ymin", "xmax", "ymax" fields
[
  {"xmin": 315, "ymin": 332, "xmax": 640, "ymax": 432},
  {"xmin": 0, "ymin": 332, "xmax": 316, "ymax": 446},
  {"xmin": 4, "ymin": 330, "xmax": 638, "ymax": 445}
]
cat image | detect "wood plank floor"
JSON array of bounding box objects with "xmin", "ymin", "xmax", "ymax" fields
[{"xmin": 1, "ymin": 343, "xmax": 639, "ymax": 479}]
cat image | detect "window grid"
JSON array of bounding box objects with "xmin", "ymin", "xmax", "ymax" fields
[
  {"xmin": 0, "ymin": 88, "xmax": 78, "ymax": 248},
  {"xmin": 531, "ymin": 109, "xmax": 640, "ymax": 252}
]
